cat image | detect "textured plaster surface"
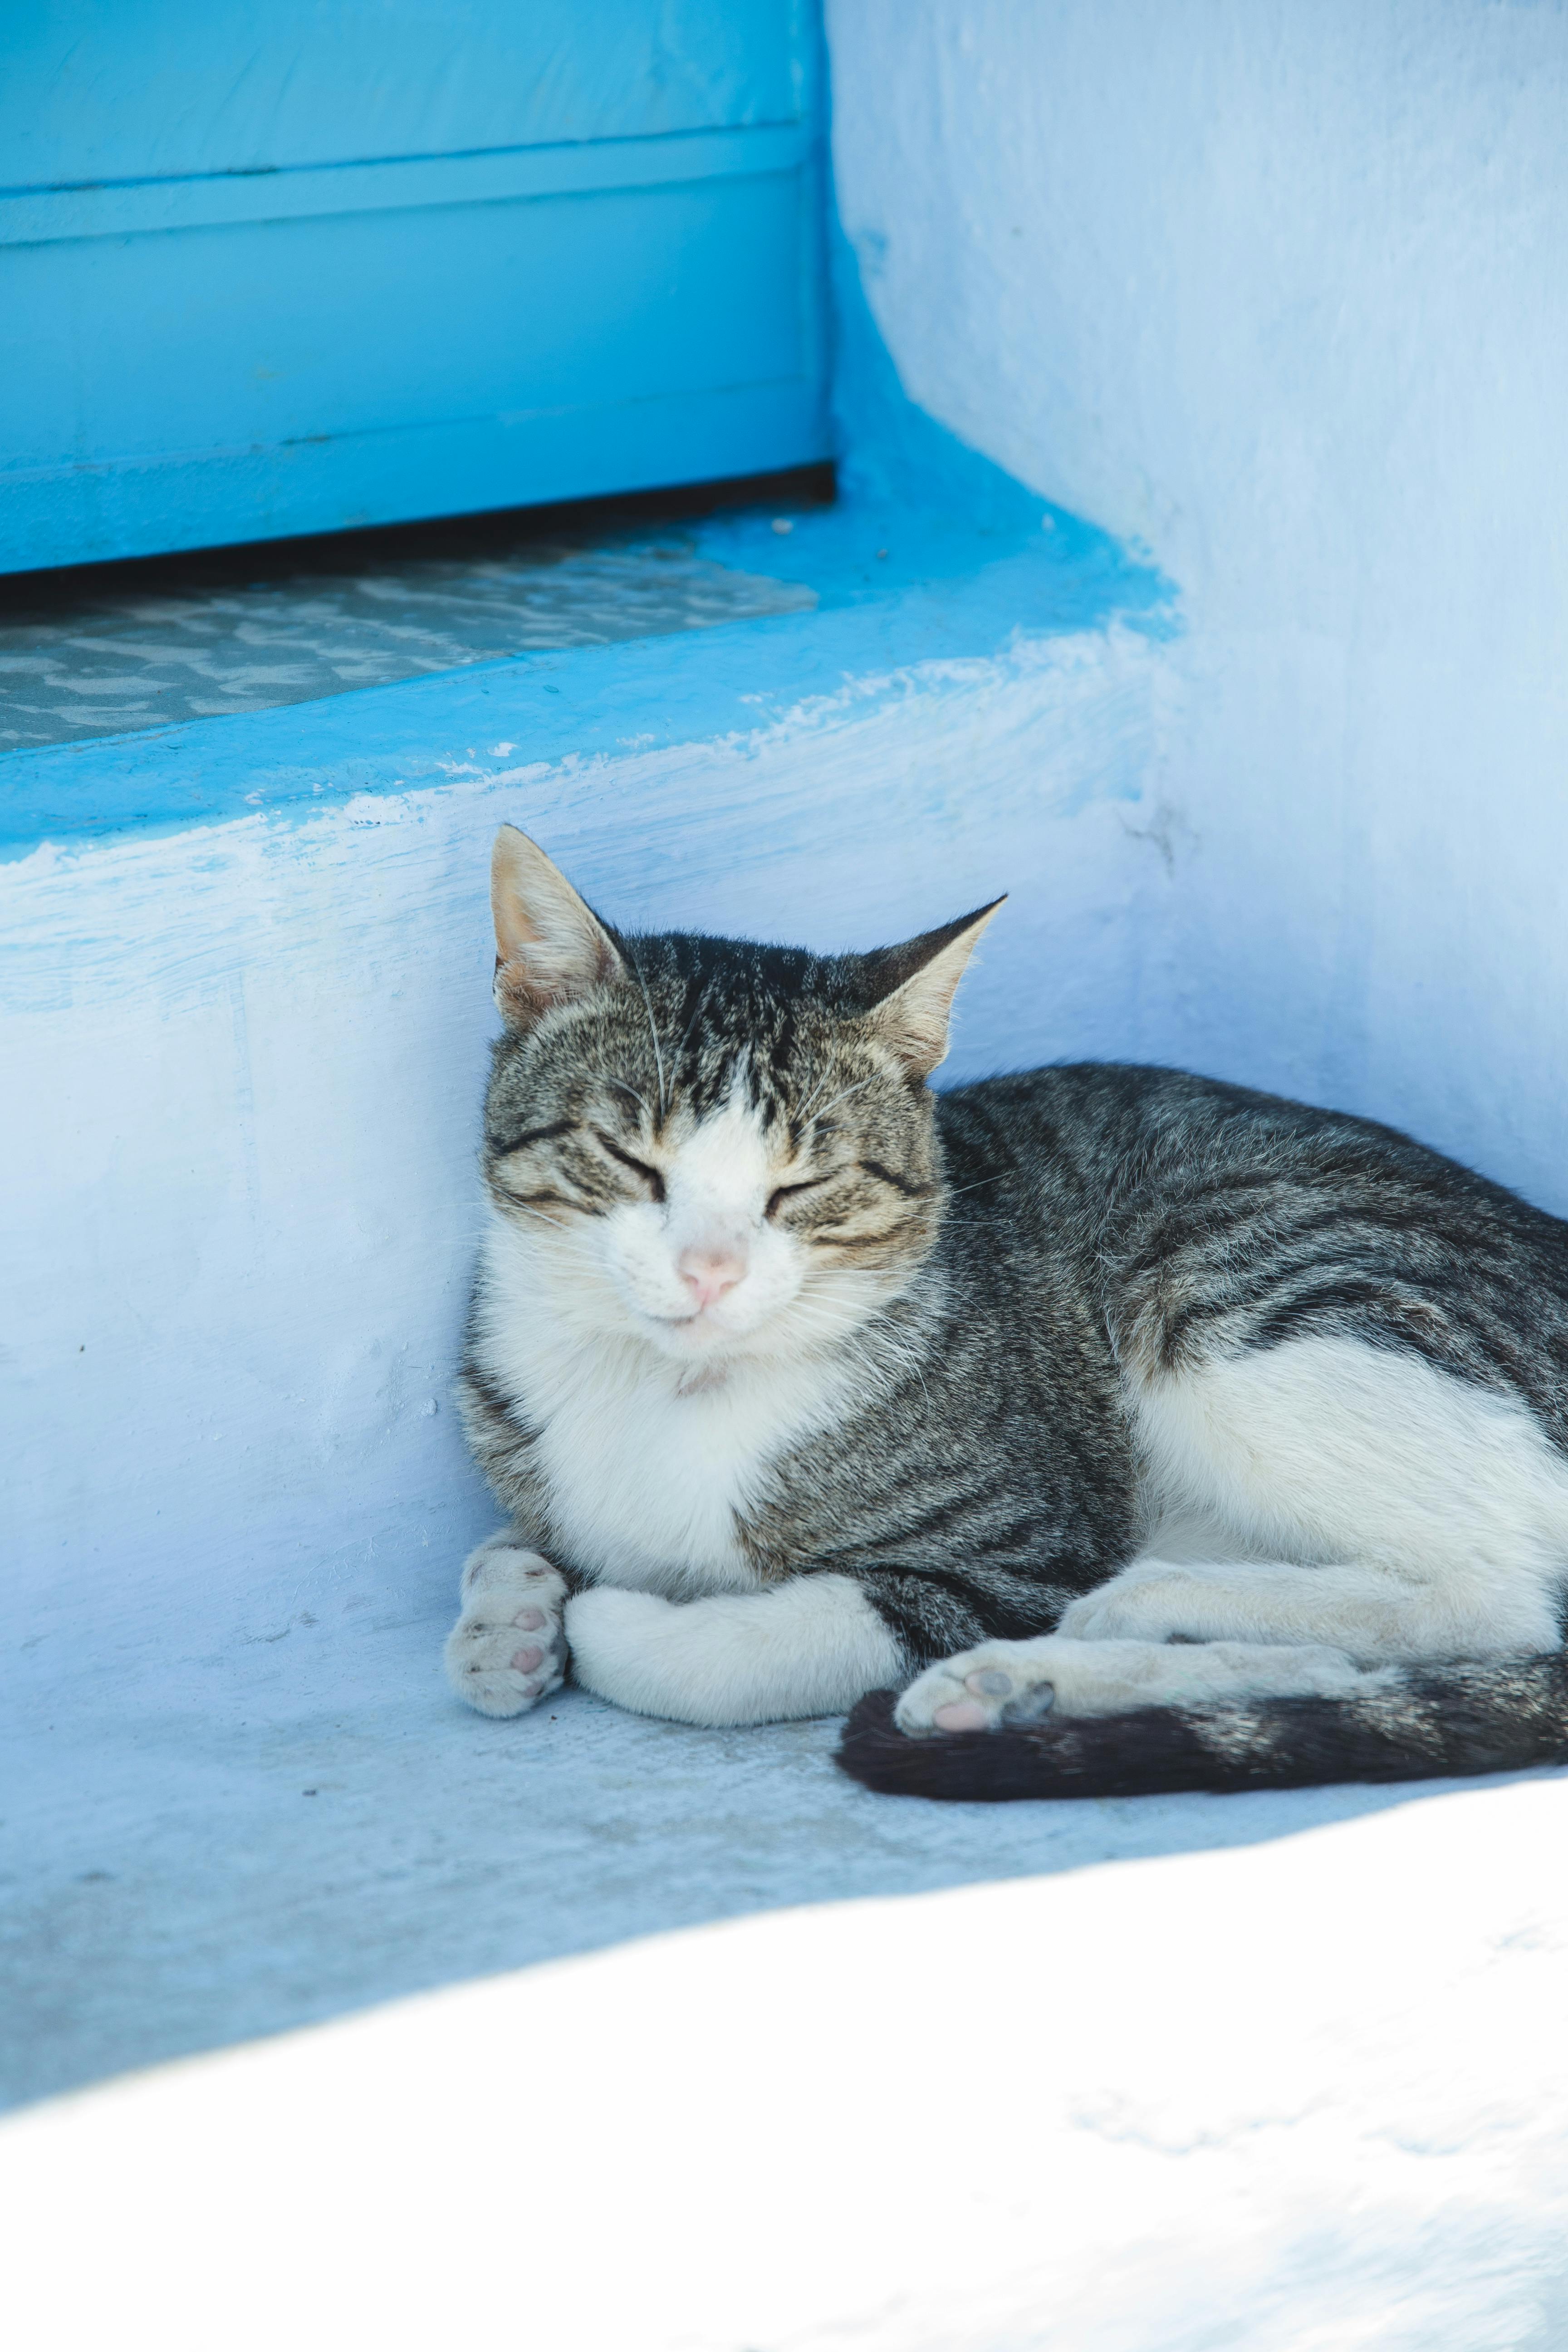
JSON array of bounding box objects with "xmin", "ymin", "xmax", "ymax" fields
[{"xmin": 828, "ymin": 0, "xmax": 1568, "ymax": 1214}]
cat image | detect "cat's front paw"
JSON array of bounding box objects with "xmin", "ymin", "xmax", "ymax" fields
[
  {"xmin": 894, "ymin": 1639, "xmax": 1063, "ymax": 1736},
  {"xmin": 445, "ymin": 1536, "xmax": 568, "ymax": 1718}
]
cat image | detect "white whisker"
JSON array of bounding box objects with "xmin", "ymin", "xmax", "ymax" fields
[
  {"xmin": 504, "ymin": 1200, "xmax": 573, "ymax": 1233},
  {"xmin": 807, "ymin": 1074, "xmax": 877, "ymax": 1127},
  {"xmin": 627, "ymin": 955, "xmax": 668, "ymax": 1124},
  {"xmin": 794, "ymin": 1062, "xmax": 838, "ymax": 1122}
]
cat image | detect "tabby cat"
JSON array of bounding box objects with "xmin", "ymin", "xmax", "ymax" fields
[{"xmin": 446, "ymin": 827, "xmax": 1568, "ymax": 1798}]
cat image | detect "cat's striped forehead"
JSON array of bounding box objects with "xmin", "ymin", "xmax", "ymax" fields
[{"xmin": 519, "ymin": 928, "xmax": 888, "ymax": 1132}]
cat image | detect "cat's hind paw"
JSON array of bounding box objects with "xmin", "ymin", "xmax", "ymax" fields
[
  {"xmin": 895, "ymin": 1632, "xmax": 1379, "ymax": 1733},
  {"xmin": 445, "ymin": 1538, "xmax": 568, "ymax": 1718},
  {"xmin": 893, "ymin": 1639, "xmax": 1062, "ymax": 1736}
]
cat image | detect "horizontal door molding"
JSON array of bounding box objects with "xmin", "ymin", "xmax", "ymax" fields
[{"xmin": 0, "ymin": 122, "xmax": 813, "ymax": 247}]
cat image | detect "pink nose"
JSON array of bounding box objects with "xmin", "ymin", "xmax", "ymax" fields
[{"xmin": 677, "ymin": 1245, "xmax": 747, "ymax": 1309}]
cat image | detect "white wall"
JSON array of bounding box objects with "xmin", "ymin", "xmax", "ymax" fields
[{"xmin": 828, "ymin": 0, "xmax": 1568, "ymax": 1209}]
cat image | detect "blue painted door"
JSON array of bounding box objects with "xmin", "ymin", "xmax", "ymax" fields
[{"xmin": 0, "ymin": 3, "xmax": 829, "ymax": 573}]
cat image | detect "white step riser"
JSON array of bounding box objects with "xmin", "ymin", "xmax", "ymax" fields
[{"xmin": 3, "ymin": 626, "xmax": 1175, "ymax": 1640}]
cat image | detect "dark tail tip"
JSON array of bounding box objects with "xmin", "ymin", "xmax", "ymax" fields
[{"xmin": 836, "ymin": 1660, "xmax": 1568, "ymax": 1803}]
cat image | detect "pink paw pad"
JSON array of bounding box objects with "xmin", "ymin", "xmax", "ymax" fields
[
  {"xmin": 510, "ymin": 1646, "xmax": 544, "ymax": 1674},
  {"xmin": 512, "ymin": 1607, "xmax": 546, "ymax": 1631},
  {"xmin": 932, "ymin": 1700, "xmax": 990, "ymax": 1733}
]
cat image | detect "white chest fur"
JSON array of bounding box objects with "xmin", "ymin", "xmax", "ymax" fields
[
  {"xmin": 475, "ymin": 1220, "xmax": 851, "ymax": 1596},
  {"xmin": 536, "ymin": 1355, "xmax": 791, "ymax": 1593}
]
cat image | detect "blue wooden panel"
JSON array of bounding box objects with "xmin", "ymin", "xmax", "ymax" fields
[
  {"xmin": 1, "ymin": 3, "xmax": 828, "ymax": 573},
  {"xmin": 5, "ymin": 1, "xmax": 809, "ymax": 178}
]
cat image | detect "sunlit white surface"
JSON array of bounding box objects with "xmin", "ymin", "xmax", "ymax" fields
[{"xmin": 5, "ymin": 1775, "xmax": 1565, "ymax": 2351}]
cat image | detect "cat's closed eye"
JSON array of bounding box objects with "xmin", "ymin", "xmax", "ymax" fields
[
  {"xmin": 592, "ymin": 1130, "xmax": 666, "ymax": 1203},
  {"xmin": 766, "ymin": 1174, "xmax": 834, "ymax": 1219}
]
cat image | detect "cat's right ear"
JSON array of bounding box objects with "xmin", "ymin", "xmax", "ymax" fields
[{"xmin": 490, "ymin": 826, "xmax": 625, "ymax": 1029}]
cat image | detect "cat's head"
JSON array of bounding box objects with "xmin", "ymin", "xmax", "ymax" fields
[{"xmin": 480, "ymin": 828, "xmax": 1001, "ymax": 1365}]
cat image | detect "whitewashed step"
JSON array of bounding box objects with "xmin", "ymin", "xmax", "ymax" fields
[{"xmin": 1, "ymin": 485, "xmax": 1178, "ymax": 2107}]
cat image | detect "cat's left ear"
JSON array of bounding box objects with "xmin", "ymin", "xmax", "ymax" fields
[
  {"xmin": 490, "ymin": 825, "xmax": 626, "ymax": 1028},
  {"xmin": 863, "ymin": 898, "xmax": 1006, "ymax": 1079}
]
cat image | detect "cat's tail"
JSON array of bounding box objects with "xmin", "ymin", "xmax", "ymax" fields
[{"xmin": 833, "ymin": 1653, "xmax": 1568, "ymax": 1800}]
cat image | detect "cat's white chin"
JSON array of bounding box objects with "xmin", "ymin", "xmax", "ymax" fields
[
  {"xmin": 630, "ymin": 1302, "xmax": 788, "ymax": 1362},
  {"xmin": 624, "ymin": 1272, "xmax": 896, "ymax": 1366},
  {"xmin": 611, "ymin": 1268, "xmax": 813, "ymax": 1359}
]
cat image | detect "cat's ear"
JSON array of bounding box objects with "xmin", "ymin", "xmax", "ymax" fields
[
  {"xmin": 490, "ymin": 826, "xmax": 625, "ymax": 1028},
  {"xmin": 863, "ymin": 899, "xmax": 1006, "ymax": 1079}
]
